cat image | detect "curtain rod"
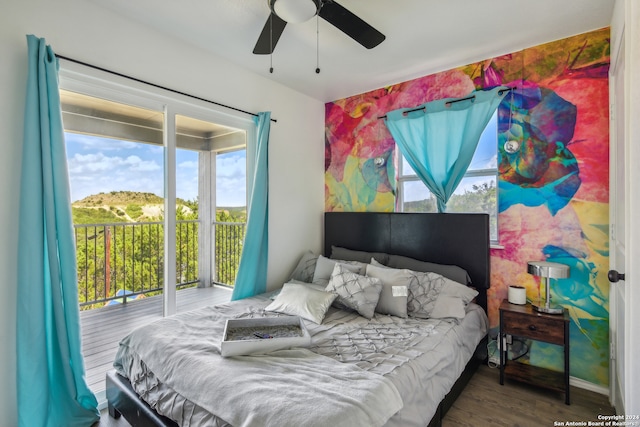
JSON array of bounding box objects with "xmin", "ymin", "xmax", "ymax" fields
[
  {"xmin": 56, "ymin": 54, "xmax": 277, "ymax": 123},
  {"xmin": 377, "ymin": 87, "xmax": 514, "ymax": 120}
]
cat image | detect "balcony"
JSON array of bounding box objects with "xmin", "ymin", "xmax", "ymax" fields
[{"xmin": 77, "ymin": 220, "xmax": 243, "ymax": 399}]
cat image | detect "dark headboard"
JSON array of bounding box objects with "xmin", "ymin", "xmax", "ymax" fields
[{"xmin": 324, "ymin": 212, "xmax": 490, "ymax": 311}]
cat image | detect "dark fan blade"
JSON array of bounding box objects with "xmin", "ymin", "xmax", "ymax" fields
[
  {"xmin": 253, "ymin": 13, "xmax": 287, "ymax": 54},
  {"xmin": 319, "ymin": 1, "xmax": 385, "ymax": 49}
]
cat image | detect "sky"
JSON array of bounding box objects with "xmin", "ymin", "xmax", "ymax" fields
[
  {"xmin": 66, "ymin": 111, "xmax": 496, "ymax": 206},
  {"xmin": 65, "ymin": 133, "xmax": 247, "ymax": 206}
]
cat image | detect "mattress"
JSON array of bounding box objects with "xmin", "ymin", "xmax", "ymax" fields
[{"xmin": 114, "ymin": 293, "xmax": 488, "ymax": 427}]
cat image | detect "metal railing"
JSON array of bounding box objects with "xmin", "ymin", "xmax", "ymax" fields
[
  {"xmin": 213, "ymin": 221, "xmax": 245, "ymax": 286},
  {"xmin": 75, "ymin": 220, "xmax": 246, "ymax": 310}
]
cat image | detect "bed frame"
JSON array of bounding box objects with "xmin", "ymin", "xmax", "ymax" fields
[{"xmin": 106, "ymin": 212, "xmax": 490, "ymax": 427}]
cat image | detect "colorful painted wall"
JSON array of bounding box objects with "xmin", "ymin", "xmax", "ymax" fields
[{"xmin": 325, "ymin": 28, "xmax": 610, "ymax": 386}]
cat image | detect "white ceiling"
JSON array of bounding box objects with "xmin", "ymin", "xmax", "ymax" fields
[{"xmin": 90, "ymin": 0, "xmax": 615, "ymax": 102}]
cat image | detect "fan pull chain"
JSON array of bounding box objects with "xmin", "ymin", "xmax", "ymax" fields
[
  {"xmin": 269, "ymin": 14, "xmax": 274, "ymax": 73},
  {"xmin": 315, "ymin": 13, "xmax": 320, "ymax": 74}
]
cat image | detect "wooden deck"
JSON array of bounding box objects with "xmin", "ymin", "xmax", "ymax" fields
[{"xmin": 80, "ymin": 285, "xmax": 232, "ymax": 398}]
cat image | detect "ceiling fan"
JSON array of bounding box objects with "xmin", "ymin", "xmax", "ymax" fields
[{"xmin": 253, "ymin": 0, "xmax": 386, "ymax": 54}]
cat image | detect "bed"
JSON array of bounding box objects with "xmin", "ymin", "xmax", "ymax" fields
[{"xmin": 106, "ymin": 212, "xmax": 490, "ymax": 427}]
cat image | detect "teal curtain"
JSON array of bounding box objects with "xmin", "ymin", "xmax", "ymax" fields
[
  {"xmin": 385, "ymin": 86, "xmax": 509, "ymax": 212},
  {"xmin": 17, "ymin": 35, "xmax": 99, "ymax": 426},
  {"xmin": 231, "ymin": 112, "xmax": 271, "ymax": 300}
]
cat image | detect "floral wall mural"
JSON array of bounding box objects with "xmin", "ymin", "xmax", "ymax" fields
[{"xmin": 324, "ymin": 28, "xmax": 610, "ymax": 386}]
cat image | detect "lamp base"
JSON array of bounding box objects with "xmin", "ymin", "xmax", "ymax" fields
[{"xmin": 532, "ymin": 299, "xmax": 564, "ymax": 315}]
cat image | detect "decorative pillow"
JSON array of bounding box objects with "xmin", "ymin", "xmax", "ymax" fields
[
  {"xmin": 330, "ymin": 246, "xmax": 390, "ymax": 265},
  {"xmin": 386, "ymin": 254, "xmax": 471, "ymax": 285},
  {"xmin": 325, "ymin": 264, "xmax": 383, "ymax": 319},
  {"xmin": 268, "ymin": 280, "xmax": 326, "ymax": 300},
  {"xmin": 364, "ymin": 264, "xmax": 410, "ymax": 318},
  {"xmin": 370, "ymin": 257, "xmax": 386, "ymax": 267},
  {"xmin": 311, "ymin": 255, "xmax": 366, "ymax": 284},
  {"xmin": 429, "ymin": 295, "xmax": 466, "ymax": 320},
  {"xmin": 404, "ymin": 271, "xmax": 449, "ymax": 318},
  {"xmin": 288, "ymin": 251, "xmax": 319, "ymax": 283},
  {"xmin": 265, "ymin": 282, "xmax": 337, "ymax": 324},
  {"xmin": 406, "ymin": 271, "xmax": 478, "ymax": 318},
  {"xmin": 364, "ymin": 262, "xmax": 476, "ymax": 318},
  {"xmin": 440, "ymin": 276, "xmax": 478, "ymax": 305}
]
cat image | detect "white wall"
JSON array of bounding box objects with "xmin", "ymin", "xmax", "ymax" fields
[{"xmin": 0, "ymin": 0, "xmax": 324, "ymax": 423}]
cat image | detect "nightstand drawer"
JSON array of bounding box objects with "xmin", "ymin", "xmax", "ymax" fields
[{"xmin": 502, "ymin": 310, "xmax": 564, "ymax": 345}]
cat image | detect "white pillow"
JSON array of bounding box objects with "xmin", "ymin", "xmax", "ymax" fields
[
  {"xmin": 268, "ymin": 280, "xmax": 326, "ymax": 300},
  {"xmin": 440, "ymin": 276, "xmax": 478, "ymax": 305},
  {"xmin": 265, "ymin": 282, "xmax": 337, "ymax": 324},
  {"xmin": 429, "ymin": 295, "xmax": 466, "ymax": 320},
  {"xmin": 370, "ymin": 257, "xmax": 386, "ymax": 267},
  {"xmin": 312, "ymin": 255, "xmax": 365, "ymax": 284},
  {"xmin": 326, "ymin": 264, "xmax": 383, "ymax": 319},
  {"xmin": 364, "ymin": 264, "xmax": 410, "ymax": 318}
]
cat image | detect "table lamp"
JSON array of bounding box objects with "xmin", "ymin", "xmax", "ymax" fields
[{"xmin": 527, "ymin": 261, "xmax": 570, "ymax": 314}]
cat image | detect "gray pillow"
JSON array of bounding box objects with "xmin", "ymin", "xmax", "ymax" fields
[
  {"xmin": 440, "ymin": 276, "xmax": 479, "ymax": 305},
  {"xmin": 326, "ymin": 264, "xmax": 383, "ymax": 319},
  {"xmin": 312, "ymin": 255, "xmax": 366, "ymax": 284},
  {"xmin": 288, "ymin": 251, "xmax": 319, "ymax": 283},
  {"xmin": 386, "ymin": 254, "xmax": 471, "ymax": 285},
  {"xmin": 429, "ymin": 295, "xmax": 466, "ymax": 320},
  {"xmin": 364, "ymin": 264, "xmax": 410, "ymax": 318},
  {"xmin": 265, "ymin": 282, "xmax": 337, "ymax": 324},
  {"xmin": 330, "ymin": 246, "xmax": 390, "ymax": 265}
]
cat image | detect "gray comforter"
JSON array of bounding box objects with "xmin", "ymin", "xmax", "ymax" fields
[{"xmin": 114, "ymin": 293, "xmax": 487, "ymax": 427}]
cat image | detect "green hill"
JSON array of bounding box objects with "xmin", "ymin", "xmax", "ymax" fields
[
  {"xmin": 71, "ymin": 191, "xmax": 245, "ymax": 224},
  {"xmin": 74, "ymin": 191, "xmax": 163, "ymax": 207}
]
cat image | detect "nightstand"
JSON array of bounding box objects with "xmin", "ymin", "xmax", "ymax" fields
[{"xmin": 499, "ymin": 299, "xmax": 570, "ymax": 404}]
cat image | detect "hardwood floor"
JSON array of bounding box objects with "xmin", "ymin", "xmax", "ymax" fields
[
  {"xmin": 443, "ymin": 365, "xmax": 615, "ymax": 427},
  {"xmin": 81, "ymin": 285, "xmax": 232, "ymax": 396},
  {"xmin": 93, "ymin": 364, "xmax": 615, "ymax": 426}
]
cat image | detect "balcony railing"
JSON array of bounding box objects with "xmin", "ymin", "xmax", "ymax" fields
[
  {"xmin": 74, "ymin": 220, "xmax": 245, "ymax": 310},
  {"xmin": 213, "ymin": 221, "xmax": 245, "ymax": 285}
]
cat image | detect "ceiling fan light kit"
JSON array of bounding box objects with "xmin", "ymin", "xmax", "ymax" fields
[{"xmin": 271, "ymin": 0, "xmax": 319, "ymax": 23}]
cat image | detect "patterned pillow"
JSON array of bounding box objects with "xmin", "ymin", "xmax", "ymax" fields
[
  {"xmin": 326, "ymin": 264, "xmax": 383, "ymax": 319},
  {"xmin": 312, "ymin": 255, "xmax": 365, "ymax": 284},
  {"xmin": 407, "ymin": 271, "xmax": 478, "ymax": 318},
  {"xmin": 288, "ymin": 251, "xmax": 319, "ymax": 283},
  {"xmin": 405, "ymin": 271, "xmax": 448, "ymax": 318}
]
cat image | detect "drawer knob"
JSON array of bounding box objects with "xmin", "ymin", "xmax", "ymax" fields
[{"xmin": 528, "ymin": 324, "xmax": 537, "ymax": 331}]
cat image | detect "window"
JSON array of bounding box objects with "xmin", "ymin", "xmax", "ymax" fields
[
  {"xmin": 59, "ymin": 65, "xmax": 254, "ymax": 315},
  {"xmin": 396, "ymin": 111, "xmax": 498, "ymax": 241}
]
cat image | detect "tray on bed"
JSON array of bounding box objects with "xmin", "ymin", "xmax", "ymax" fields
[{"xmin": 221, "ymin": 316, "xmax": 311, "ymax": 357}]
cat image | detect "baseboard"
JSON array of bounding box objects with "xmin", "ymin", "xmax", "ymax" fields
[
  {"xmin": 570, "ymin": 376, "xmax": 609, "ymax": 396},
  {"xmin": 96, "ymin": 390, "xmax": 107, "ymax": 411}
]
